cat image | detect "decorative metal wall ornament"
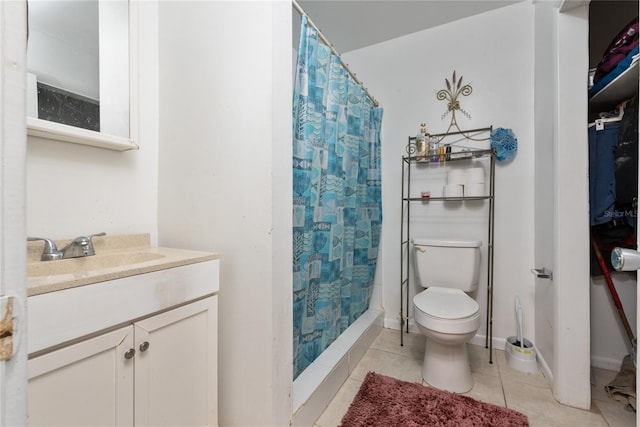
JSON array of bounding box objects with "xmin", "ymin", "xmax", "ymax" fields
[
  {"xmin": 435, "ymin": 71, "xmax": 486, "ymax": 142},
  {"xmin": 438, "ymin": 71, "xmax": 472, "ymax": 121}
]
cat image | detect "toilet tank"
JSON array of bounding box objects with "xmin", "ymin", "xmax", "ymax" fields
[{"xmin": 412, "ymin": 238, "xmax": 481, "ymax": 292}]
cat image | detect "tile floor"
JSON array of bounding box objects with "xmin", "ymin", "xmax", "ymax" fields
[{"xmin": 315, "ymin": 328, "xmax": 636, "ymax": 427}]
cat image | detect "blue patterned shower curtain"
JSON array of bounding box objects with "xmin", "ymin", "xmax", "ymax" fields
[{"xmin": 292, "ymin": 16, "xmax": 383, "ymax": 379}]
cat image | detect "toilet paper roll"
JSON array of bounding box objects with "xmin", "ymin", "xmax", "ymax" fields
[
  {"xmin": 443, "ymin": 184, "xmax": 464, "ymax": 198},
  {"xmin": 465, "ymin": 183, "xmax": 485, "ymax": 197},
  {"xmin": 447, "ymin": 169, "xmax": 465, "ymax": 185},
  {"xmin": 465, "ymin": 167, "xmax": 485, "ymax": 184}
]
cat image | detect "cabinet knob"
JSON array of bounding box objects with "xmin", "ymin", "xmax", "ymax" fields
[
  {"xmin": 124, "ymin": 348, "xmax": 136, "ymax": 360},
  {"xmin": 139, "ymin": 341, "xmax": 150, "ymax": 352}
]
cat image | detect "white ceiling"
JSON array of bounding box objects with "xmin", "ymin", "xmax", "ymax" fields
[
  {"xmin": 33, "ymin": 0, "xmax": 523, "ymax": 57},
  {"xmin": 295, "ymin": 0, "xmax": 524, "ymax": 53},
  {"xmin": 31, "ymin": 0, "xmax": 525, "ymax": 58}
]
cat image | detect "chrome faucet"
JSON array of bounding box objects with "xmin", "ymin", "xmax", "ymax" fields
[{"xmin": 28, "ymin": 233, "xmax": 106, "ymax": 261}]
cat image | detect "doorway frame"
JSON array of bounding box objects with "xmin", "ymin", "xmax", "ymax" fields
[
  {"xmin": 534, "ymin": 0, "xmax": 592, "ymax": 409},
  {"xmin": 0, "ymin": 1, "xmax": 28, "ymax": 426}
]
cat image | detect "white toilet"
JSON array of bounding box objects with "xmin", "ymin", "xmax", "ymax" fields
[{"xmin": 412, "ymin": 237, "xmax": 482, "ymax": 393}]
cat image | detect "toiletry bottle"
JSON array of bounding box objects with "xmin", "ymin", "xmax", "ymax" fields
[
  {"xmin": 424, "ymin": 125, "xmax": 432, "ymax": 160},
  {"xmin": 415, "ymin": 123, "xmax": 427, "ymax": 159},
  {"xmin": 430, "ymin": 136, "xmax": 439, "ymax": 163}
]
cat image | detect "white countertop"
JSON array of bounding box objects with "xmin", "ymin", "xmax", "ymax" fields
[{"xmin": 27, "ymin": 233, "xmax": 219, "ymax": 296}]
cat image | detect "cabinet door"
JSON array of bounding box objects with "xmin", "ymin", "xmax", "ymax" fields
[
  {"xmin": 28, "ymin": 326, "xmax": 134, "ymax": 426},
  {"xmin": 134, "ymin": 296, "xmax": 217, "ymax": 427}
]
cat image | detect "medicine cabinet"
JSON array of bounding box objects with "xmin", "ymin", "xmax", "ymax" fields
[{"xmin": 26, "ymin": 0, "xmax": 138, "ymax": 151}]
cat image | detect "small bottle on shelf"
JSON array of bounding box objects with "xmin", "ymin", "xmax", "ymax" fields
[
  {"xmin": 415, "ymin": 123, "xmax": 428, "ymax": 159},
  {"xmin": 430, "ymin": 136, "xmax": 439, "ymax": 163}
]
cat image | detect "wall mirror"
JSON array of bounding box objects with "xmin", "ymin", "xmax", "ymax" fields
[{"xmin": 26, "ymin": 0, "xmax": 138, "ymax": 151}]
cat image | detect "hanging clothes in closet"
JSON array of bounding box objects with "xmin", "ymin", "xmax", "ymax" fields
[
  {"xmin": 589, "ymin": 96, "xmax": 638, "ymax": 275},
  {"xmin": 615, "ymin": 95, "xmax": 638, "ymax": 221},
  {"xmin": 589, "ymin": 120, "xmax": 620, "ymax": 226}
]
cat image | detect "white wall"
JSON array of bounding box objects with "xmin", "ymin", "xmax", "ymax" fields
[
  {"xmin": 157, "ymin": 2, "xmax": 292, "ymax": 425},
  {"xmin": 591, "ymin": 274, "xmax": 637, "ymax": 369},
  {"xmin": 26, "ymin": 1, "xmax": 159, "ymax": 244},
  {"xmin": 342, "ymin": 2, "xmax": 536, "ymax": 346},
  {"xmin": 552, "ymin": 4, "xmax": 591, "ymax": 408}
]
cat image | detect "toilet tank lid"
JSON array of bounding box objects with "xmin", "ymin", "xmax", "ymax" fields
[{"xmin": 411, "ymin": 238, "xmax": 482, "ymax": 248}]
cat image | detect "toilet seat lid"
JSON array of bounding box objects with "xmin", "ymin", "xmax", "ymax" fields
[{"xmin": 414, "ymin": 288, "xmax": 479, "ymax": 320}]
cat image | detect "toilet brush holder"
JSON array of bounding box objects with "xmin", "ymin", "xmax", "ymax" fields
[{"xmin": 505, "ymin": 336, "xmax": 538, "ymax": 374}]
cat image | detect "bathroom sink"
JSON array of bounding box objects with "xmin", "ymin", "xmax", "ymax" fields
[
  {"xmin": 26, "ymin": 234, "xmax": 219, "ymax": 296},
  {"xmin": 27, "ymin": 251, "xmax": 166, "ymax": 277}
]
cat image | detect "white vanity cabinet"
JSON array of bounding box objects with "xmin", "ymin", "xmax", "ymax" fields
[
  {"xmin": 29, "ymin": 326, "xmax": 135, "ymax": 426},
  {"xmin": 134, "ymin": 297, "xmax": 217, "ymax": 426},
  {"xmin": 28, "ymin": 297, "xmax": 217, "ymax": 426},
  {"xmin": 27, "ymin": 255, "xmax": 220, "ymax": 427}
]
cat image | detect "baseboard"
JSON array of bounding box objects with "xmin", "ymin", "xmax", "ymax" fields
[
  {"xmin": 591, "ymin": 354, "xmax": 625, "ymax": 372},
  {"xmin": 536, "ymin": 348, "xmax": 553, "ymax": 385},
  {"xmin": 384, "ymin": 316, "xmax": 508, "ymax": 354}
]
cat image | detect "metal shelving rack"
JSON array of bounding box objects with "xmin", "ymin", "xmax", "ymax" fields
[{"xmin": 400, "ymin": 129, "xmax": 496, "ymax": 363}]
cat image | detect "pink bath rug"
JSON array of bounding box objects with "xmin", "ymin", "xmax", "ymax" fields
[{"xmin": 340, "ymin": 371, "xmax": 529, "ymax": 427}]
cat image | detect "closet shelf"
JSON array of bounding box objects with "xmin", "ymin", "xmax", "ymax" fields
[{"xmin": 589, "ymin": 59, "xmax": 639, "ymax": 112}]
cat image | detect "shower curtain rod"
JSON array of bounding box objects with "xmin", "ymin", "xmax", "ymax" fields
[{"xmin": 292, "ymin": 0, "xmax": 380, "ymax": 107}]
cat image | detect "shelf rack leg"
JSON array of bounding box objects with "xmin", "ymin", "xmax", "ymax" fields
[
  {"xmin": 400, "ymin": 155, "xmax": 407, "ymax": 346},
  {"xmin": 486, "ymin": 152, "xmax": 496, "ymax": 364}
]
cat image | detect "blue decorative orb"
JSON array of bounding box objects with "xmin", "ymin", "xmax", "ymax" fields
[{"xmin": 490, "ymin": 128, "xmax": 518, "ymax": 162}]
